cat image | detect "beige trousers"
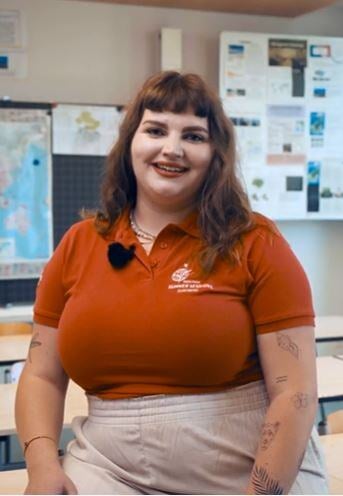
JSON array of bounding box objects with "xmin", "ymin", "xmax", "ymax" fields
[{"xmin": 63, "ymin": 380, "xmax": 328, "ymax": 494}]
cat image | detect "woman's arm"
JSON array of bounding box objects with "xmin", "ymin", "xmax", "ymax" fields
[
  {"xmin": 15, "ymin": 323, "xmax": 77, "ymax": 494},
  {"xmin": 245, "ymin": 326, "xmax": 318, "ymax": 495}
]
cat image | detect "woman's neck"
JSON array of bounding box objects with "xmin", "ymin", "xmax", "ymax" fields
[{"xmin": 133, "ymin": 200, "xmax": 194, "ymax": 237}]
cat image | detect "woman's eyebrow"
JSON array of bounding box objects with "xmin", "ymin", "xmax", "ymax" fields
[
  {"xmin": 142, "ymin": 119, "xmax": 168, "ymax": 127},
  {"xmin": 183, "ymin": 126, "xmax": 209, "ymax": 134},
  {"xmin": 142, "ymin": 120, "xmax": 209, "ymax": 134}
]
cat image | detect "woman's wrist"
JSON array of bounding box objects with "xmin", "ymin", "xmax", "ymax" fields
[
  {"xmin": 24, "ymin": 437, "xmax": 61, "ymax": 472},
  {"xmin": 26, "ymin": 455, "xmax": 62, "ymax": 476},
  {"xmin": 24, "ymin": 435, "xmax": 56, "ymax": 456}
]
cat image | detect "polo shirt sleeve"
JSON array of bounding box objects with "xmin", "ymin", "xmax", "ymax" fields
[
  {"xmin": 33, "ymin": 227, "xmax": 73, "ymax": 328},
  {"xmin": 246, "ymin": 225, "xmax": 315, "ymax": 334}
]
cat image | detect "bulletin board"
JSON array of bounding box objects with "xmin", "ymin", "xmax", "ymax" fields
[
  {"xmin": 0, "ymin": 101, "xmax": 124, "ymax": 304},
  {"xmin": 219, "ymin": 32, "xmax": 343, "ymax": 220}
]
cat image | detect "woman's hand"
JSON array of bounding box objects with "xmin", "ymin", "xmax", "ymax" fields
[{"xmin": 25, "ymin": 462, "xmax": 78, "ymax": 495}]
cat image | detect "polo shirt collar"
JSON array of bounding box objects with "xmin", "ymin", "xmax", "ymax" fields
[
  {"xmin": 108, "ymin": 208, "xmax": 201, "ymax": 243},
  {"xmin": 171, "ymin": 210, "xmax": 201, "ymax": 239}
]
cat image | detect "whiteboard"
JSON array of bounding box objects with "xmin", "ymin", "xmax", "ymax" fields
[{"xmin": 219, "ymin": 31, "xmax": 343, "ymax": 220}]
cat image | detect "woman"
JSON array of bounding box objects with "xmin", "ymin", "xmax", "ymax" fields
[{"xmin": 16, "ymin": 71, "xmax": 328, "ymax": 494}]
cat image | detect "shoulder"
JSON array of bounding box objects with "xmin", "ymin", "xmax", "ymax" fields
[
  {"xmin": 251, "ymin": 212, "xmax": 281, "ymax": 236},
  {"xmin": 238, "ymin": 212, "xmax": 298, "ymax": 272},
  {"xmin": 63, "ymin": 217, "xmax": 97, "ymax": 238},
  {"xmin": 241, "ymin": 212, "xmax": 282, "ymax": 248},
  {"xmin": 56, "ymin": 218, "xmax": 100, "ymax": 253},
  {"xmin": 240, "ymin": 213, "xmax": 304, "ymax": 279}
]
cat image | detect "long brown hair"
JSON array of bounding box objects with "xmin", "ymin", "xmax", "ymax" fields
[{"xmin": 95, "ymin": 71, "xmax": 254, "ymax": 271}]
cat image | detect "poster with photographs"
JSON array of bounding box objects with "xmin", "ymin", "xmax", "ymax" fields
[{"xmin": 220, "ymin": 31, "xmax": 343, "ymax": 220}]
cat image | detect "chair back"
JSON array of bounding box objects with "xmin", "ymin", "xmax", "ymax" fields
[{"xmin": 0, "ymin": 321, "xmax": 32, "ymax": 336}]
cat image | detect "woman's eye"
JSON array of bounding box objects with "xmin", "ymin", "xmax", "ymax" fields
[
  {"xmin": 145, "ymin": 127, "xmax": 165, "ymax": 137},
  {"xmin": 184, "ymin": 133, "xmax": 206, "ymax": 143}
]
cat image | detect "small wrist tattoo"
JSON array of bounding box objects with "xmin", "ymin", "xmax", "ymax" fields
[{"xmin": 252, "ymin": 465, "xmax": 284, "ymax": 495}]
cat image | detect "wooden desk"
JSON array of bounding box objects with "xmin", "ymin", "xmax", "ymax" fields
[
  {"xmin": 0, "ymin": 434, "xmax": 342, "ymax": 495},
  {"xmin": 320, "ymin": 433, "xmax": 343, "ymax": 494},
  {"xmin": 0, "ymin": 381, "xmax": 87, "ymax": 436},
  {"xmin": 0, "ymin": 468, "xmax": 28, "ymax": 495},
  {"xmin": 315, "ymin": 316, "xmax": 343, "ymax": 343},
  {"xmin": 0, "ymin": 334, "xmax": 31, "ymax": 366},
  {"xmin": 317, "ymin": 355, "xmax": 343, "ymax": 403},
  {"xmin": 0, "ymin": 305, "xmax": 33, "ymax": 323}
]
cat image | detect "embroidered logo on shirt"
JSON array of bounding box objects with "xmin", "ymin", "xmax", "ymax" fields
[
  {"xmin": 169, "ymin": 264, "xmax": 214, "ymax": 293},
  {"xmin": 171, "ymin": 264, "xmax": 192, "ymax": 282}
]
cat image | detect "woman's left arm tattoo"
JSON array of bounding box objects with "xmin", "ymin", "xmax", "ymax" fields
[
  {"xmin": 291, "ymin": 392, "xmax": 311, "ymax": 409},
  {"xmin": 260, "ymin": 422, "xmax": 280, "ymax": 451},
  {"xmin": 28, "ymin": 332, "xmax": 42, "ymax": 363},
  {"xmin": 251, "ymin": 465, "xmax": 284, "ymax": 495},
  {"xmin": 276, "ymin": 332, "xmax": 299, "ymax": 359}
]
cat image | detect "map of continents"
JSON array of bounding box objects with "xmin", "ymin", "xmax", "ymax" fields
[{"xmin": 0, "ymin": 108, "xmax": 52, "ymax": 279}]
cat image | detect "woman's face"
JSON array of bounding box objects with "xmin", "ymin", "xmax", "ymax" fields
[{"xmin": 131, "ymin": 109, "xmax": 213, "ymax": 211}]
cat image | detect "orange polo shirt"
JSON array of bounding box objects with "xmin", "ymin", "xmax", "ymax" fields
[{"xmin": 34, "ymin": 210, "xmax": 314, "ymax": 399}]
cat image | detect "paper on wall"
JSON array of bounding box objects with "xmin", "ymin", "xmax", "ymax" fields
[
  {"xmin": 267, "ymin": 105, "xmax": 306, "ymax": 166},
  {"xmin": 244, "ymin": 166, "xmax": 306, "ymax": 219},
  {"xmin": 53, "ymin": 104, "xmax": 125, "ymax": 156},
  {"xmin": 224, "ymin": 39, "xmax": 266, "ymax": 100}
]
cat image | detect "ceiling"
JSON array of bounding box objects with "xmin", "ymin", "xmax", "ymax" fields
[{"xmin": 69, "ymin": 0, "xmax": 340, "ymax": 18}]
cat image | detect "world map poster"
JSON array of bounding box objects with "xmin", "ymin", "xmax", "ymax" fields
[{"xmin": 0, "ymin": 108, "xmax": 53, "ymax": 279}]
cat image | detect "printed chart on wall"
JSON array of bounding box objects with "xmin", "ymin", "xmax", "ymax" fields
[
  {"xmin": 52, "ymin": 104, "xmax": 125, "ymax": 156},
  {"xmin": 0, "ymin": 108, "xmax": 53, "ymax": 279},
  {"xmin": 220, "ymin": 32, "xmax": 343, "ymax": 220}
]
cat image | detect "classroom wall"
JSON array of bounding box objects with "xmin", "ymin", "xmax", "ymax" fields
[{"xmin": 1, "ymin": 0, "xmax": 343, "ymax": 315}]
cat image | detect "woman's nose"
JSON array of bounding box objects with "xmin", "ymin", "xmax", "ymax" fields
[{"xmin": 162, "ymin": 136, "xmax": 184, "ymax": 158}]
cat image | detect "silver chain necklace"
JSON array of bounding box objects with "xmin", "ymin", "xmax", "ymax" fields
[{"xmin": 129, "ymin": 211, "xmax": 156, "ymax": 243}]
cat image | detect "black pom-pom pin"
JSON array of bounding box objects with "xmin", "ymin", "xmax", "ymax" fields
[{"xmin": 107, "ymin": 243, "xmax": 135, "ymax": 269}]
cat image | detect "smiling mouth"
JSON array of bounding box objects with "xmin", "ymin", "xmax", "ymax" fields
[{"xmin": 152, "ymin": 162, "xmax": 189, "ymax": 174}]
